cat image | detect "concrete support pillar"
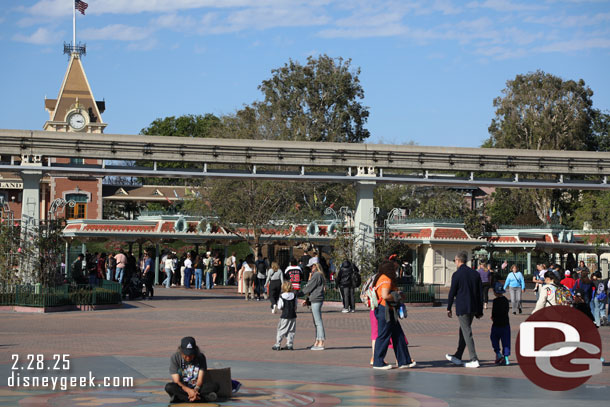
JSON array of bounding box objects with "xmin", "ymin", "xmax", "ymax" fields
[
  {"xmin": 20, "ymin": 170, "xmax": 42, "ymax": 226},
  {"xmin": 154, "ymin": 242, "xmax": 160, "ymax": 285},
  {"xmin": 526, "ymin": 251, "xmax": 532, "ymax": 276},
  {"xmin": 354, "ymin": 180, "xmax": 376, "ymax": 267},
  {"xmin": 65, "ymin": 241, "xmax": 71, "ymax": 280},
  {"xmin": 223, "ymin": 246, "xmax": 229, "ymax": 285}
]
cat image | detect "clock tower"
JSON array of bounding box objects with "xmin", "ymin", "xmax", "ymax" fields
[
  {"xmin": 43, "ymin": 50, "xmax": 106, "ymax": 220},
  {"xmin": 44, "ymin": 52, "xmax": 106, "ymax": 133}
]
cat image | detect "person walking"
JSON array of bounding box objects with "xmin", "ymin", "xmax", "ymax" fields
[
  {"xmin": 490, "ymin": 282, "xmax": 511, "ymax": 366},
  {"xmin": 592, "ymin": 271, "xmax": 607, "ymax": 328},
  {"xmin": 302, "ymin": 263, "xmax": 326, "ymax": 350},
  {"xmin": 477, "ymin": 262, "xmax": 491, "ymax": 309},
  {"xmin": 255, "ymin": 256, "xmax": 268, "ymax": 301},
  {"xmin": 194, "ymin": 254, "xmax": 204, "ymax": 290},
  {"xmin": 337, "ymin": 260, "xmax": 359, "ymax": 313},
  {"xmin": 142, "ymin": 252, "xmax": 154, "ymax": 299},
  {"xmin": 106, "ymin": 253, "xmax": 116, "ymax": 282},
  {"xmin": 532, "ymin": 270, "xmax": 560, "ymax": 313},
  {"xmin": 163, "ymin": 253, "xmax": 175, "ymax": 288},
  {"xmin": 204, "ymin": 252, "xmax": 214, "ymax": 290},
  {"xmin": 266, "ymin": 261, "xmax": 284, "ymax": 313},
  {"xmin": 372, "ymin": 261, "xmax": 415, "ymax": 370},
  {"xmin": 183, "ymin": 253, "xmax": 193, "ymax": 289},
  {"xmin": 503, "ymin": 264, "xmax": 525, "ymax": 314},
  {"xmin": 272, "ymin": 281, "xmax": 298, "ymax": 350},
  {"xmin": 284, "ymin": 258, "xmax": 303, "ymax": 294},
  {"xmin": 445, "ymin": 251, "xmax": 483, "ymax": 368},
  {"xmin": 114, "ymin": 249, "xmax": 127, "ymax": 284},
  {"xmin": 240, "ymin": 254, "xmax": 256, "ymax": 300}
]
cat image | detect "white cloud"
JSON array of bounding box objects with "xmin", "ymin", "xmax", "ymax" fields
[
  {"xmin": 537, "ymin": 37, "xmax": 610, "ymax": 52},
  {"xmin": 23, "ymin": 0, "xmax": 329, "ymax": 17},
  {"xmin": 467, "ymin": 0, "xmax": 546, "ymax": 12},
  {"xmin": 13, "ymin": 27, "xmax": 64, "ymax": 44},
  {"xmin": 81, "ymin": 24, "xmax": 154, "ymax": 41},
  {"xmin": 526, "ymin": 12, "xmax": 610, "ymax": 27}
]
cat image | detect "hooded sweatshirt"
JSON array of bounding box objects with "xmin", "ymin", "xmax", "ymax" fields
[{"xmin": 277, "ymin": 292, "xmax": 297, "ymax": 319}]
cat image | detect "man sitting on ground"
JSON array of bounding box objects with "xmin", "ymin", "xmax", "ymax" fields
[{"xmin": 165, "ymin": 337, "xmax": 219, "ymax": 403}]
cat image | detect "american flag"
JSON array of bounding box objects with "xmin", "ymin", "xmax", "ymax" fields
[{"xmin": 75, "ymin": 0, "xmax": 88, "ymax": 15}]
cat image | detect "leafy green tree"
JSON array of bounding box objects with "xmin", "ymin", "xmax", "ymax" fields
[
  {"xmin": 256, "ymin": 54, "xmax": 370, "ymax": 143},
  {"xmin": 592, "ymin": 109, "xmax": 610, "ymax": 152},
  {"xmin": 137, "ymin": 114, "xmax": 222, "ymax": 185},
  {"xmin": 571, "ymin": 191, "xmax": 610, "ymax": 229},
  {"xmin": 484, "ymin": 71, "xmax": 598, "ymax": 223},
  {"xmin": 487, "ymin": 70, "xmax": 595, "ymax": 150}
]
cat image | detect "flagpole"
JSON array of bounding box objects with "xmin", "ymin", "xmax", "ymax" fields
[{"xmin": 73, "ymin": 0, "xmax": 76, "ymax": 49}]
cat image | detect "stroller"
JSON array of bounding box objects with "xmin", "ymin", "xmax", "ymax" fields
[{"xmin": 123, "ymin": 274, "xmax": 145, "ymax": 300}]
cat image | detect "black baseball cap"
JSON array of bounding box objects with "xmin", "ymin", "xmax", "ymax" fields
[{"xmin": 180, "ymin": 337, "xmax": 197, "ymax": 356}]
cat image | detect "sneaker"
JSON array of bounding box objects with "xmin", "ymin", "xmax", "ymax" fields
[
  {"xmin": 504, "ymin": 356, "xmax": 510, "ymax": 366},
  {"xmin": 204, "ymin": 392, "xmax": 217, "ymax": 402},
  {"xmin": 495, "ymin": 352, "xmax": 503, "ymax": 365},
  {"xmin": 310, "ymin": 346, "xmax": 325, "ymax": 351},
  {"xmin": 350, "ymin": 309, "xmax": 355, "ymax": 313},
  {"xmin": 342, "ymin": 308, "xmax": 349, "ymax": 313},
  {"xmin": 284, "ymin": 345, "xmax": 294, "ymax": 350},
  {"xmin": 232, "ymin": 380, "xmax": 242, "ymax": 394},
  {"xmin": 518, "ymin": 308, "xmax": 522, "ymax": 314},
  {"xmin": 272, "ymin": 345, "xmax": 281, "ymax": 351},
  {"xmin": 399, "ymin": 360, "xmax": 417, "ymax": 368},
  {"xmin": 272, "ymin": 305, "xmax": 277, "ymax": 314},
  {"xmin": 445, "ymin": 354, "xmax": 463, "ymax": 366},
  {"xmin": 373, "ymin": 364, "xmax": 393, "ymax": 370},
  {"xmin": 464, "ymin": 359, "xmax": 480, "ymax": 368}
]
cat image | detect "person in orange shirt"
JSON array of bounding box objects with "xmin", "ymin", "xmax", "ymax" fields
[{"xmin": 372, "ymin": 261, "xmax": 416, "ymax": 370}]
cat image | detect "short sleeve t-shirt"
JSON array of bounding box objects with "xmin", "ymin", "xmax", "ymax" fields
[
  {"xmin": 169, "ymin": 352, "xmax": 207, "ymax": 388},
  {"xmin": 375, "ymin": 274, "xmax": 395, "ymax": 307}
]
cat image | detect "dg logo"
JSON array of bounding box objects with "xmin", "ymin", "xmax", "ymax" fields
[{"xmin": 516, "ymin": 306, "xmax": 603, "ymax": 391}]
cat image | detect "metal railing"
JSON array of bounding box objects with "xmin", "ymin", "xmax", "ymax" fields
[
  {"xmin": 0, "ymin": 281, "xmax": 122, "ymax": 307},
  {"xmin": 323, "ymin": 281, "xmax": 440, "ymax": 304}
]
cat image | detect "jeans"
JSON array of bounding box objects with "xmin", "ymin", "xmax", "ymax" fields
[
  {"xmin": 164, "ymin": 381, "xmax": 219, "ymax": 403},
  {"xmin": 490, "ymin": 325, "xmax": 511, "ymax": 356},
  {"xmin": 115, "ymin": 267, "xmax": 124, "ymax": 284},
  {"xmin": 592, "ymin": 297, "xmax": 603, "ymax": 326},
  {"xmin": 455, "ymin": 313, "xmax": 478, "ymax": 361},
  {"xmin": 373, "ymin": 304, "xmax": 411, "ymax": 367},
  {"xmin": 194, "ymin": 269, "xmax": 203, "ymax": 289},
  {"xmin": 310, "ymin": 301, "xmax": 325, "ymax": 341},
  {"xmin": 340, "ymin": 286, "xmax": 355, "ymax": 310},
  {"xmin": 205, "ymin": 271, "xmax": 214, "ymax": 289},
  {"xmin": 184, "ymin": 268, "xmax": 192, "ymax": 288},
  {"xmin": 508, "ymin": 287, "xmax": 522, "ymax": 313},
  {"xmin": 255, "ymin": 277, "xmax": 266, "ymax": 298},
  {"xmin": 162, "ymin": 268, "xmax": 172, "ymax": 288},
  {"xmin": 106, "ymin": 268, "xmax": 114, "ymax": 281}
]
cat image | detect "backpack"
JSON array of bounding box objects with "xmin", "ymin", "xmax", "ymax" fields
[
  {"xmin": 352, "ymin": 271, "xmax": 362, "ymax": 288},
  {"xmin": 360, "ymin": 274, "xmax": 379, "ymax": 310},
  {"xmin": 555, "ymin": 285, "xmax": 573, "ymax": 306},
  {"xmin": 595, "ymin": 282, "xmax": 607, "ymax": 301}
]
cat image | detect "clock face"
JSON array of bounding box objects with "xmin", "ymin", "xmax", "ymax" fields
[{"xmin": 68, "ymin": 112, "xmax": 86, "ymax": 130}]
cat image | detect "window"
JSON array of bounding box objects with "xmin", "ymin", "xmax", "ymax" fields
[
  {"xmin": 70, "ymin": 158, "xmax": 84, "ymax": 165},
  {"xmin": 0, "ymin": 192, "xmax": 7, "ymax": 204},
  {"xmin": 66, "ymin": 203, "xmax": 87, "ymax": 219},
  {"xmin": 66, "ymin": 193, "xmax": 88, "ymax": 219}
]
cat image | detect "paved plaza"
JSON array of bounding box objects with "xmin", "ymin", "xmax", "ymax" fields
[{"xmin": 1, "ymin": 286, "xmax": 608, "ymax": 406}]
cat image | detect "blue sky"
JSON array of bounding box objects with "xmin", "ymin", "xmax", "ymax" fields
[{"xmin": 1, "ymin": 0, "xmax": 609, "ymax": 147}]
